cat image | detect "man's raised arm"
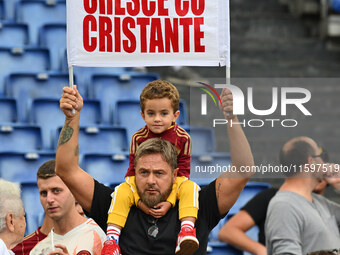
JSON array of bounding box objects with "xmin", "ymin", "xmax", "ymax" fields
[
  {"xmin": 216, "ymin": 88, "xmax": 255, "ymax": 215},
  {"xmin": 56, "ymin": 86, "xmax": 94, "ymax": 212}
]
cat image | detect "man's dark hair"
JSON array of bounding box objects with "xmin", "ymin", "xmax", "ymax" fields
[
  {"xmin": 279, "ymin": 140, "xmax": 315, "ymax": 177},
  {"xmin": 37, "ymin": 160, "xmax": 56, "ymax": 179}
]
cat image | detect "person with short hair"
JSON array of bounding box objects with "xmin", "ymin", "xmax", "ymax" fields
[
  {"xmin": 218, "ymin": 146, "xmax": 331, "ymax": 255},
  {"xmin": 0, "ymin": 179, "xmax": 26, "ymax": 255},
  {"xmin": 12, "ymin": 160, "xmax": 56, "ymax": 255},
  {"xmin": 29, "ymin": 160, "xmax": 106, "ymax": 255},
  {"xmin": 56, "ymin": 85, "xmax": 255, "ymax": 255},
  {"xmin": 265, "ymin": 137, "xmax": 340, "ymax": 254},
  {"xmin": 12, "ymin": 161, "xmax": 86, "ymax": 255}
]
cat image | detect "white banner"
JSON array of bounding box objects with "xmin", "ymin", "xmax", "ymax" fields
[{"xmin": 67, "ymin": 0, "xmax": 230, "ymax": 67}]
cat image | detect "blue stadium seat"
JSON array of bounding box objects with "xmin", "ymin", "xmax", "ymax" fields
[
  {"xmin": 0, "ymin": 23, "xmax": 29, "ymax": 47},
  {"xmin": 0, "ymin": 151, "xmax": 55, "ymax": 182},
  {"xmin": 332, "ymin": 0, "xmax": 340, "ymax": 12},
  {"xmin": 0, "ymin": 48, "xmax": 50, "ymax": 96},
  {"xmin": 228, "ymin": 182, "xmax": 271, "ymax": 215},
  {"xmin": 0, "ymin": 98, "xmax": 17, "ymax": 123},
  {"xmin": 184, "ymin": 126, "xmax": 216, "ymax": 155},
  {"xmin": 5, "ymin": 72, "xmax": 83, "ymax": 122},
  {"xmin": 39, "ymin": 23, "xmax": 66, "ymax": 70},
  {"xmin": 81, "ymin": 153, "xmax": 129, "ymax": 185},
  {"xmin": 61, "ymin": 48, "xmax": 128, "ymax": 76},
  {"xmin": 178, "ymin": 100, "xmax": 188, "ymax": 126},
  {"xmin": 21, "ymin": 182, "xmax": 44, "ymax": 235},
  {"xmin": 0, "ymin": 124, "xmax": 43, "ymax": 152},
  {"xmin": 3, "ymin": 0, "xmax": 19, "ymax": 21},
  {"xmin": 113, "ymin": 100, "xmax": 145, "ymax": 139},
  {"xmin": 15, "ymin": 0, "xmax": 66, "ymax": 45},
  {"xmin": 90, "ymin": 73, "xmax": 159, "ymax": 123},
  {"xmin": 30, "ymin": 98, "xmax": 64, "ymax": 149},
  {"xmin": 0, "ymin": 0, "xmax": 4, "ymax": 20},
  {"xmin": 55, "ymin": 126, "xmax": 128, "ymax": 154},
  {"xmin": 64, "ymin": 62, "xmax": 130, "ymax": 84},
  {"xmin": 30, "ymin": 98, "xmax": 101, "ymax": 149},
  {"xmin": 190, "ymin": 152, "xmax": 232, "ymax": 186}
]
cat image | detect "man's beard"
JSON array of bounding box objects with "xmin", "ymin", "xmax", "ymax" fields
[{"xmin": 136, "ymin": 181, "xmax": 173, "ymax": 208}]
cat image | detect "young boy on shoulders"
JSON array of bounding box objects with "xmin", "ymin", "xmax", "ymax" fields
[{"xmin": 102, "ymin": 80, "xmax": 200, "ymax": 255}]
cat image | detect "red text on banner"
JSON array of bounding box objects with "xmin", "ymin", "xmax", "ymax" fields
[{"xmin": 82, "ymin": 0, "xmax": 206, "ymax": 53}]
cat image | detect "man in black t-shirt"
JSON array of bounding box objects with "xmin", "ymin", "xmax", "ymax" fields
[
  {"xmin": 89, "ymin": 176, "xmax": 221, "ymax": 254},
  {"xmin": 55, "ymin": 86, "xmax": 255, "ymax": 255}
]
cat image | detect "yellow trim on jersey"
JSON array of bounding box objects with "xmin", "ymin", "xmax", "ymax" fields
[
  {"xmin": 22, "ymin": 231, "xmax": 36, "ymax": 240},
  {"xmin": 175, "ymin": 126, "xmax": 192, "ymax": 155},
  {"xmin": 130, "ymin": 126, "xmax": 149, "ymax": 154}
]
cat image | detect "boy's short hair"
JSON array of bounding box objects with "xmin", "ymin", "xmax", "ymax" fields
[
  {"xmin": 37, "ymin": 160, "xmax": 56, "ymax": 180},
  {"xmin": 140, "ymin": 80, "xmax": 180, "ymax": 113}
]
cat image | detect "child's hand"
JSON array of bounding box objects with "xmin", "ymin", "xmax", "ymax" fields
[
  {"xmin": 149, "ymin": 202, "xmax": 172, "ymax": 218},
  {"xmin": 137, "ymin": 200, "xmax": 150, "ymax": 215}
]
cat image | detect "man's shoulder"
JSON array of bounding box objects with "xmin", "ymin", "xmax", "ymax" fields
[
  {"xmin": 83, "ymin": 219, "xmax": 106, "ymax": 232},
  {"xmin": 241, "ymin": 188, "xmax": 278, "ymax": 221},
  {"xmin": 260, "ymin": 187, "xmax": 279, "ymax": 198},
  {"xmin": 74, "ymin": 219, "xmax": 104, "ymax": 232},
  {"xmin": 312, "ymin": 192, "xmax": 329, "ymax": 202},
  {"xmin": 268, "ymin": 190, "xmax": 307, "ymax": 217},
  {"xmin": 312, "ymin": 192, "xmax": 340, "ymax": 210},
  {"xmin": 94, "ymin": 179, "xmax": 114, "ymax": 195},
  {"xmin": 197, "ymin": 180, "xmax": 219, "ymax": 215},
  {"xmin": 79, "ymin": 219, "xmax": 107, "ymax": 241},
  {"xmin": 270, "ymin": 190, "xmax": 297, "ymax": 203},
  {"xmin": 198, "ymin": 180, "xmax": 215, "ymax": 196}
]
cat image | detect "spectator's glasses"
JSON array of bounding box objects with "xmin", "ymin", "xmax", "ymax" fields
[
  {"xmin": 147, "ymin": 216, "xmax": 158, "ymax": 238},
  {"xmin": 311, "ymin": 147, "xmax": 329, "ymax": 162}
]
